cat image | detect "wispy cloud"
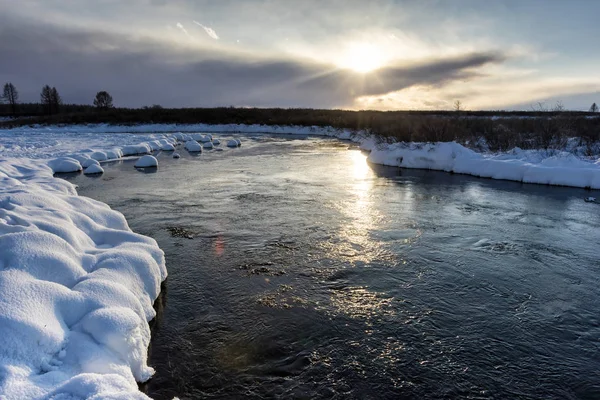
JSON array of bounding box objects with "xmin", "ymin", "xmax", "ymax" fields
[
  {"xmin": 176, "ymin": 22, "xmax": 191, "ymax": 38},
  {"xmin": 193, "ymin": 20, "xmax": 219, "ymax": 40}
]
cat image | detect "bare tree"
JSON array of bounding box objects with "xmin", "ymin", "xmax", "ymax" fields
[
  {"xmin": 590, "ymin": 102, "xmax": 599, "ymax": 113},
  {"xmin": 50, "ymin": 87, "xmax": 62, "ymax": 114},
  {"xmin": 40, "ymin": 85, "xmax": 53, "ymax": 115},
  {"xmin": 552, "ymin": 100, "xmax": 565, "ymax": 112},
  {"xmin": 453, "ymin": 100, "xmax": 462, "ymax": 112},
  {"xmin": 2, "ymin": 82, "xmax": 19, "ymax": 116},
  {"xmin": 93, "ymin": 91, "xmax": 114, "ymax": 109}
]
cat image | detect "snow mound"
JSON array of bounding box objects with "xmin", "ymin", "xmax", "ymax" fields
[
  {"xmin": 82, "ymin": 158, "xmax": 100, "ymax": 168},
  {"xmin": 90, "ymin": 151, "xmax": 108, "ymax": 161},
  {"xmin": 0, "ymin": 158, "xmax": 167, "ymax": 399},
  {"xmin": 368, "ymin": 142, "xmax": 600, "ymax": 189},
  {"xmin": 134, "ymin": 155, "xmax": 158, "ymax": 168},
  {"xmin": 84, "ymin": 164, "xmax": 104, "ymax": 175},
  {"xmin": 48, "ymin": 157, "xmax": 83, "ymax": 173},
  {"xmin": 226, "ymin": 139, "xmax": 239, "ymax": 148},
  {"xmin": 122, "ymin": 144, "xmax": 151, "ymax": 156},
  {"xmin": 212, "ymin": 139, "xmax": 221, "ymax": 145},
  {"xmin": 184, "ymin": 140, "xmax": 202, "ymax": 152},
  {"xmin": 173, "ymin": 152, "xmax": 181, "ymax": 159},
  {"xmin": 161, "ymin": 143, "xmax": 175, "ymax": 151},
  {"xmin": 203, "ymin": 142, "xmax": 214, "ymax": 149}
]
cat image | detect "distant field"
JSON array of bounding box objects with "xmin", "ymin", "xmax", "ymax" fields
[{"xmin": 1, "ymin": 105, "xmax": 599, "ymax": 153}]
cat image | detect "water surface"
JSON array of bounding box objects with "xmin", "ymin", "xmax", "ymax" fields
[{"xmin": 65, "ymin": 134, "xmax": 600, "ymax": 399}]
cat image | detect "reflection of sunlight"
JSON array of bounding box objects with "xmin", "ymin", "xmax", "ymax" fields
[
  {"xmin": 350, "ymin": 149, "xmax": 370, "ymax": 180},
  {"xmin": 327, "ymin": 150, "xmax": 390, "ymax": 263}
]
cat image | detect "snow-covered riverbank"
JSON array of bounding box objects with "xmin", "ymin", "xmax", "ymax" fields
[
  {"xmin": 1, "ymin": 123, "xmax": 599, "ymax": 190},
  {"xmin": 0, "ymin": 157, "xmax": 167, "ymax": 399},
  {"xmin": 0, "ymin": 123, "xmax": 598, "ymax": 399}
]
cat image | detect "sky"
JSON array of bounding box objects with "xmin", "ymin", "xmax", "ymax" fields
[{"xmin": 1, "ymin": 0, "xmax": 599, "ymax": 110}]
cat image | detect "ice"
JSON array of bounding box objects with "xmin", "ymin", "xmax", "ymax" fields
[
  {"xmin": 48, "ymin": 157, "xmax": 83, "ymax": 173},
  {"xmin": 227, "ymin": 139, "xmax": 239, "ymax": 147},
  {"xmin": 84, "ymin": 164, "xmax": 104, "ymax": 175},
  {"xmin": 184, "ymin": 140, "xmax": 202, "ymax": 152},
  {"xmin": 0, "ymin": 158, "xmax": 167, "ymax": 399},
  {"xmin": 203, "ymin": 142, "xmax": 214, "ymax": 149},
  {"xmin": 134, "ymin": 155, "xmax": 158, "ymax": 168}
]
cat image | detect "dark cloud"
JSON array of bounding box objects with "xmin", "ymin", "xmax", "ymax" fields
[{"xmin": 0, "ymin": 17, "xmax": 506, "ymax": 108}]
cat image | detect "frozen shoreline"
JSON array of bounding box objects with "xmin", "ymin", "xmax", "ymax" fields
[
  {"xmin": 1, "ymin": 122, "xmax": 599, "ymax": 190},
  {"xmin": 0, "ymin": 123, "xmax": 598, "ymax": 398}
]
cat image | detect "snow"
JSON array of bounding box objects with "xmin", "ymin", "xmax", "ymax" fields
[
  {"xmin": 122, "ymin": 144, "xmax": 151, "ymax": 156},
  {"xmin": 134, "ymin": 155, "xmax": 158, "ymax": 168},
  {"xmin": 184, "ymin": 140, "xmax": 202, "ymax": 152},
  {"xmin": 368, "ymin": 142, "xmax": 600, "ymax": 189},
  {"xmin": 81, "ymin": 158, "xmax": 100, "ymax": 168},
  {"xmin": 212, "ymin": 139, "xmax": 221, "ymax": 145},
  {"xmin": 48, "ymin": 157, "xmax": 82, "ymax": 173},
  {"xmin": 203, "ymin": 141, "xmax": 214, "ymax": 149},
  {"xmin": 0, "ymin": 121, "xmax": 599, "ymax": 398},
  {"xmin": 0, "ymin": 157, "xmax": 167, "ymax": 399},
  {"xmin": 89, "ymin": 151, "xmax": 108, "ymax": 161},
  {"xmin": 173, "ymin": 152, "xmax": 181, "ymax": 159},
  {"xmin": 83, "ymin": 164, "xmax": 104, "ymax": 175}
]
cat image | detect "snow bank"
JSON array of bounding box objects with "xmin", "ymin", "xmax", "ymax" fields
[
  {"xmin": 0, "ymin": 158, "xmax": 167, "ymax": 399},
  {"xmin": 368, "ymin": 142, "xmax": 600, "ymax": 189},
  {"xmin": 135, "ymin": 155, "xmax": 158, "ymax": 168}
]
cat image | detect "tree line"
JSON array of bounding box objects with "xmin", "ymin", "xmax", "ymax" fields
[{"xmin": 1, "ymin": 82, "xmax": 114, "ymax": 117}]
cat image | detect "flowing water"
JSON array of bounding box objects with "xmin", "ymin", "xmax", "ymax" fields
[{"xmin": 64, "ymin": 134, "xmax": 600, "ymax": 399}]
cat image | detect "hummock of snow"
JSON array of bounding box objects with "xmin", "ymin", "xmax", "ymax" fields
[
  {"xmin": 48, "ymin": 157, "xmax": 82, "ymax": 173},
  {"xmin": 184, "ymin": 140, "xmax": 202, "ymax": 152},
  {"xmin": 226, "ymin": 139, "xmax": 239, "ymax": 147},
  {"xmin": 212, "ymin": 139, "xmax": 221, "ymax": 145},
  {"xmin": 161, "ymin": 143, "xmax": 175, "ymax": 151},
  {"xmin": 203, "ymin": 141, "xmax": 214, "ymax": 149},
  {"xmin": 0, "ymin": 158, "xmax": 167, "ymax": 399},
  {"xmin": 81, "ymin": 158, "xmax": 100, "ymax": 168},
  {"xmin": 90, "ymin": 151, "xmax": 108, "ymax": 161},
  {"xmin": 173, "ymin": 152, "xmax": 181, "ymax": 159},
  {"xmin": 235, "ymin": 138, "xmax": 242, "ymax": 146},
  {"xmin": 122, "ymin": 144, "xmax": 151, "ymax": 156},
  {"xmin": 368, "ymin": 142, "xmax": 600, "ymax": 189},
  {"xmin": 84, "ymin": 163, "xmax": 104, "ymax": 175},
  {"xmin": 135, "ymin": 155, "xmax": 158, "ymax": 168}
]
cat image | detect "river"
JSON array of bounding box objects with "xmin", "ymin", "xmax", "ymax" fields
[{"xmin": 63, "ymin": 133, "xmax": 600, "ymax": 399}]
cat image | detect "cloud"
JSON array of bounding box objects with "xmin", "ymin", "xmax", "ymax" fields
[
  {"xmin": 176, "ymin": 22, "xmax": 190, "ymax": 38},
  {"xmin": 193, "ymin": 21, "xmax": 219, "ymax": 40},
  {"xmin": 0, "ymin": 16, "xmax": 508, "ymax": 108}
]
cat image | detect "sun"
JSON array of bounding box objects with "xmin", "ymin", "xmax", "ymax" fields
[{"xmin": 339, "ymin": 42, "xmax": 387, "ymax": 73}]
